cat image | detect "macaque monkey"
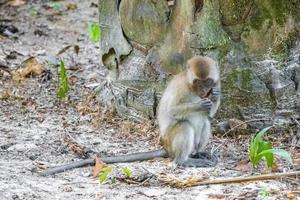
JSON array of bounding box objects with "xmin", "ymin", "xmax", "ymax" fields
[
  {"xmin": 158, "ymin": 55, "xmax": 221, "ymax": 167},
  {"xmin": 41, "ymin": 56, "xmax": 220, "ymax": 176}
]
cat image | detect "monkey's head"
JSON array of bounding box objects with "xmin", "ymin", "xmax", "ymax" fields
[{"xmin": 186, "ymin": 56, "xmax": 219, "ymax": 98}]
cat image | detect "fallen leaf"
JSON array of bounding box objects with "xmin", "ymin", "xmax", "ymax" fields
[
  {"xmin": 286, "ymin": 191, "xmax": 300, "ymax": 200},
  {"xmin": 12, "ymin": 57, "xmax": 45, "ymax": 81},
  {"xmin": 7, "ymin": 0, "xmax": 26, "ymax": 6},
  {"xmin": 93, "ymin": 157, "xmax": 105, "ymax": 177},
  {"xmin": 66, "ymin": 3, "xmax": 77, "ymax": 10},
  {"xmin": 69, "ymin": 75, "xmax": 78, "ymax": 85},
  {"xmin": 235, "ymin": 159, "xmax": 250, "ymax": 172}
]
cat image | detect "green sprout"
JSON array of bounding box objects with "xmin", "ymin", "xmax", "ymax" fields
[{"xmin": 249, "ymin": 126, "xmax": 293, "ymax": 168}]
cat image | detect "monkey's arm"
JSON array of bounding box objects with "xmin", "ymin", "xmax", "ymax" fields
[
  {"xmin": 169, "ymin": 99, "xmax": 211, "ymax": 119},
  {"xmin": 40, "ymin": 149, "xmax": 167, "ymax": 176},
  {"xmin": 209, "ymin": 84, "xmax": 221, "ymax": 117}
]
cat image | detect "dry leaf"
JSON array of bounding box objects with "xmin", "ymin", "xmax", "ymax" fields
[
  {"xmin": 12, "ymin": 57, "xmax": 45, "ymax": 81},
  {"xmin": 286, "ymin": 191, "xmax": 300, "ymax": 200},
  {"xmin": 66, "ymin": 3, "xmax": 77, "ymax": 10},
  {"xmin": 0, "ymin": 90, "xmax": 11, "ymax": 100},
  {"xmin": 235, "ymin": 159, "xmax": 250, "ymax": 172},
  {"xmin": 63, "ymin": 133, "xmax": 87, "ymax": 158},
  {"xmin": 69, "ymin": 75, "xmax": 78, "ymax": 85},
  {"xmin": 93, "ymin": 157, "xmax": 105, "ymax": 177},
  {"xmin": 7, "ymin": 0, "xmax": 26, "ymax": 6}
]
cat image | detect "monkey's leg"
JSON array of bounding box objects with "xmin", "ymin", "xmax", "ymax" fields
[
  {"xmin": 171, "ymin": 122, "xmax": 194, "ymax": 166},
  {"xmin": 187, "ymin": 119, "xmax": 218, "ymax": 167},
  {"xmin": 169, "ymin": 123, "xmax": 214, "ymax": 167}
]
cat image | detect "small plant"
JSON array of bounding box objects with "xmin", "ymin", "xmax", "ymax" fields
[
  {"xmin": 57, "ymin": 60, "xmax": 69, "ymax": 99},
  {"xmin": 99, "ymin": 166, "xmax": 113, "ymax": 184},
  {"xmin": 29, "ymin": 6, "xmax": 38, "ymax": 16},
  {"xmin": 249, "ymin": 126, "xmax": 293, "ymax": 168},
  {"xmin": 48, "ymin": 2, "xmax": 63, "ymax": 12},
  {"xmin": 88, "ymin": 22, "xmax": 101, "ymax": 43},
  {"xmin": 122, "ymin": 166, "xmax": 132, "ymax": 178},
  {"xmin": 258, "ymin": 189, "xmax": 271, "ymax": 198}
]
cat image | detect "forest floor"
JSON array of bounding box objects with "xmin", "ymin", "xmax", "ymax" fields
[{"xmin": 0, "ymin": 0, "xmax": 299, "ymax": 199}]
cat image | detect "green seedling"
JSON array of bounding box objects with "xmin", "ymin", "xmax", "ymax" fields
[
  {"xmin": 249, "ymin": 126, "xmax": 293, "ymax": 168},
  {"xmin": 29, "ymin": 6, "xmax": 38, "ymax": 16},
  {"xmin": 88, "ymin": 22, "xmax": 101, "ymax": 43},
  {"xmin": 258, "ymin": 189, "xmax": 271, "ymax": 198},
  {"xmin": 48, "ymin": 2, "xmax": 63, "ymax": 12},
  {"xmin": 57, "ymin": 60, "xmax": 69, "ymax": 99},
  {"xmin": 122, "ymin": 166, "xmax": 132, "ymax": 178},
  {"xmin": 99, "ymin": 166, "xmax": 113, "ymax": 184}
]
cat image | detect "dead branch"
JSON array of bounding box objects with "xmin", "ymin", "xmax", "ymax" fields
[
  {"xmin": 221, "ymin": 118, "xmax": 272, "ymax": 138},
  {"xmin": 197, "ymin": 171, "xmax": 300, "ymax": 185},
  {"xmin": 159, "ymin": 171, "xmax": 300, "ymax": 188}
]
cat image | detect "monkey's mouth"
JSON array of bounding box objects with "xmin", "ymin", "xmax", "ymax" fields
[{"xmin": 199, "ymin": 88, "xmax": 212, "ymax": 98}]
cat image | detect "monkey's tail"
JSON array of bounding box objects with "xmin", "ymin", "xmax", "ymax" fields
[{"xmin": 40, "ymin": 148, "xmax": 167, "ymax": 176}]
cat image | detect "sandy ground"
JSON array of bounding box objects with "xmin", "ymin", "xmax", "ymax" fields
[{"xmin": 0, "ymin": 1, "xmax": 299, "ymax": 199}]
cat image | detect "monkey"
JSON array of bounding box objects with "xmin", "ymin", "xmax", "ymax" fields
[
  {"xmin": 158, "ymin": 55, "xmax": 221, "ymax": 167},
  {"xmin": 40, "ymin": 55, "xmax": 220, "ymax": 176}
]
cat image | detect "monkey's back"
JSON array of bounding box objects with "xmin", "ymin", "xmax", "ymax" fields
[{"xmin": 157, "ymin": 72, "xmax": 190, "ymax": 136}]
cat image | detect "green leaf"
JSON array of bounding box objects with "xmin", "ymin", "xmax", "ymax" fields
[
  {"xmin": 99, "ymin": 166, "xmax": 112, "ymax": 184},
  {"xmin": 249, "ymin": 136, "xmax": 257, "ymax": 165},
  {"xmin": 258, "ymin": 149, "xmax": 293, "ymax": 165},
  {"xmin": 122, "ymin": 166, "xmax": 132, "ymax": 178},
  {"xmin": 111, "ymin": 177, "xmax": 117, "ymax": 184},
  {"xmin": 48, "ymin": 2, "xmax": 63, "ymax": 11},
  {"xmin": 258, "ymin": 189, "xmax": 271, "ymax": 197},
  {"xmin": 253, "ymin": 141, "xmax": 273, "ymax": 167},
  {"xmin": 249, "ymin": 126, "xmax": 272, "ymax": 167},
  {"xmin": 259, "ymin": 141, "xmax": 274, "ymax": 167},
  {"xmin": 57, "ymin": 60, "xmax": 69, "ymax": 99},
  {"xmin": 255, "ymin": 126, "xmax": 272, "ymax": 141},
  {"xmin": 29, "ymin": 6, "xmax": 38, "ymax": 16},
  {"xmin": 88, "ymin": 22, "xmax": 101, "ymax": 43}
]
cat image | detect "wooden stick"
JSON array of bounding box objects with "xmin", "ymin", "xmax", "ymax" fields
[
  {"xmin": 221, "ymin": 118, "xmax": 271, "ymax": 138},
  {"xmin": 214, "ymin": 118, "xmax": 272, "ymax": 152},
  {"xmin": 198, "ymin": 171, "xmax": 300, "ymax": 185}
]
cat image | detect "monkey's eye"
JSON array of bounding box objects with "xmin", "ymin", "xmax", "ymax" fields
[
  {"xmin": 206, "ymin": 78, "xmax": 214, "ymax": 86},
  {"xmin": 193, "ymin": 79, "xmax": 201, "ymax": 85}
]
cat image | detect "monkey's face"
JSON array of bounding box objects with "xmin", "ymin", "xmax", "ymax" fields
[{"xmin": 193, "ymin": 78, "xmax": 215, "ymax": 98}]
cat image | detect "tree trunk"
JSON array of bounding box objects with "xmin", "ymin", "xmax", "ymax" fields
[{"xmin": 97, "ymin": 0, "xmax": 300, "ymax": 129}]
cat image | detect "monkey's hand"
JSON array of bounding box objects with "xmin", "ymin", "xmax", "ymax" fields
[
  {"xmin": 210, "ymin": 87, "xmax": 221, "ymax": 102},
  {"xmin": 199, "ymin": 98, "xmax": 212, "ymax": 112}
]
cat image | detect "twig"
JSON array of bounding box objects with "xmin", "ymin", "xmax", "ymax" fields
[
  {"xmin": 197, "ymin": 171, "xmax": 300, "ymax": 185},
  {"xmin": 214, "ymin": 118, "xmax": 272, "ymax": 152},
  {"xmin": 292, "ymin": 117, "xmax": 300, "ymax": 128},
  {"xmin": 221, "ymin": 118, "xmax": 272, "ymax": 138},
  {"xmin": 0, "ymin": 63, "xmax": 12, "ymax": 75},
  {"xmin": 160, "ymin": 171, "xmax": 300, "ymax": 188}
]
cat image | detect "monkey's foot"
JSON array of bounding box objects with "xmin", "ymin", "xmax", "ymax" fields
[
  {"xmin": 189, "ymin": 152, "xmax": 218, "ymax": 166},
  {"xmin": 191, "ymin": 152, "xmax": 214, "ymax": 159}
]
